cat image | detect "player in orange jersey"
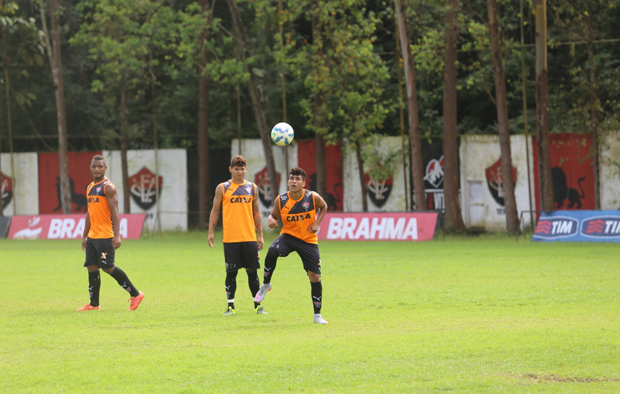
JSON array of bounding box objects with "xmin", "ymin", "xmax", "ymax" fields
[
  {"xmin": 208, "ymin": 155, "xmax": 266, "ymax": 315},
  {"xmin": 76, "ymin": 155, "xmax": 144, "ymax": 311},
  {"xmin": 254, "ymin": 167, "xmax": 329, "ymax": 324}
]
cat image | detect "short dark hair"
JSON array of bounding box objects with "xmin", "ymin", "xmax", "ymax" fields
[
  {"xmin": 92, "ymin": 154, "xmax": 105, "ymax": 163},
  {"xmin": 230, "ymin": 155, "xmax": 247, "ymax": 168},
  {"xmin": 289, "ymin": 167, "xmax": 306, "ymax": 181}
]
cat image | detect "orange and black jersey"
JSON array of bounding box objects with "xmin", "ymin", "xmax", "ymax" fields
[
  {"xmin": 221, "ymin": 180, "xmax": 258, "ymax": 243},
  {"xmin": 86, "ymin": 178, "xmax": 114, "ymax": 239},
  {"xmin": 278, "ymin": 189, "xmax": 318, "ymax": 244}
]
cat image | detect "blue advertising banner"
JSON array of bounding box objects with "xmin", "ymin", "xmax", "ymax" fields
[{"xmin": 532, "ymin": 210, "xmax": 620, "ymax": 242}]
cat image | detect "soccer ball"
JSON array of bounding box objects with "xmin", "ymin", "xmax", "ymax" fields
[{"xmin": 271, "ymin": 122, "xmax": 295, "ymax": 146}]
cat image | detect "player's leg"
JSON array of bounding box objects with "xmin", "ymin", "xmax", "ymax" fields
[
  {"xmin": 255, "ymin": 235, "xmax": 292, "ymax": 302},
  {"xmin": 223, "ymin": 243, "xmax": 242, "ymax": 314},
  {"xmin": 98, "ymin": 239, "xmax": 144, "ymax": 310},
  {"xmin": 297, "ymin": 241, "xmax": 327, "ymax": 324},
  {"xmin": 77, "ymin": 239, "xmax": 102, "ymax": 311},
  {"xmin": 241, "ymin": 242, "xmax": 266, "ymax": 313}
]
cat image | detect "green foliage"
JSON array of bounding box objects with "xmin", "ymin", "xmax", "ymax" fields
[
  {"xmin": 361, "ymin": 134, "xmax": 402, "ymax": 181},
  {"xmin": 1, "ymin": 0, "xmax": 620, "ymax": 152},
  {"xmin": 2, "ymin": 234, "xmax": 620, "ymax": 392}
]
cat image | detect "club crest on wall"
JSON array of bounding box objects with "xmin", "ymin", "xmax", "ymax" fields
[
  {"xmin": 254, "ymin": 166, "xmax": 281, "ymax": 208},
  {"xmin": 1, "ymin": 172, "xmax": 13, "ymax": 208},
  {"xmin": 129, "ymin": 167, "xmax": 163, "ymax": 210},
  {"xmin": 364, "ymin": 174, "xmax": 393, "ymax": 208},
  {"xmin": 424, "ymin": 155, "xmax": 444, "ymax": 188},
  {"xmin": 485, "ymin": 158, "xmax": 517, "ymax": 207}
]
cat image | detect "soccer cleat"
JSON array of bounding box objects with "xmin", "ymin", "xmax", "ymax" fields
[
  {"xmin": 223, "ymin": 306, "xmax": 235, "ymax": 315},
  {"xmin": 76, "ymin": 304, "xmax": 101, "ymax": 311},
  {"xmin": 254, "ymin": 283, "xmax": 272, "ymax": 302},
  {"xmin": 255, "ymin": 305, "xmax": 268, "ymax": 315},
  {"xmin": 313, "ymin": 314, "xmax": 328, "ymax": 324},
  {"xmin": 128, "ymin": 292, "xmax": 144, "ymax": 311}
]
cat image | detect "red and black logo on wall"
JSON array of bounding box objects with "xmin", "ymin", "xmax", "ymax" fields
[
  {"xmin": 485, "ymin": 158, "xmax": 517, "ymax": 207},
  {"xmin": 1, "ymin": 172, "xmax": 13, "ymax": 208},
  {"xmin": 364, "ymin": 174, "xmax": 393, "ymax": 208},
  {"xmin": 254, "ymin": 166, "xmax": 281, "ymax": 208},
  {"xmin": 129, "ymin": 167, "xmax": 163, "ymax": 210}
]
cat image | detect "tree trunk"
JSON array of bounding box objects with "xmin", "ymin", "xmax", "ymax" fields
[
  {"xmin": 198, "ymin": 0, "xmax": 211, "ymax": 230},
  {"xmin": 442, "ymin": 0, "xmax": 465, "ymax": 231},
  {"xmin": 120, "ymin": 86, "xmax": 130, "ymax": 213},
  {"xmin": 395, "ymin": 0, "xmax": 425, "ymax": 211},
  {"xmin": 227, "ymin": 0, "xmax": 278, "ymax": 202},
  {"xmin": 585, "ymin": 15, "xmax": 600, "ymax": 210},
  {"xmin": 312, "ymin": 6, "xmax": 327, "ymax": 198},
  {"xmin": 534, "ymin": 0, "xmax": 553, "ymax": 213},
  {"xmin": 355, "ymin": 141, "xmax": 368, "ymax": 212},
  {"xmin": 46, "ymin": 0, "xmax": 72, "ymax": 214},
  {"xmin": 487, "ymin": 0, "xmax": 519, "ymax": 234}
]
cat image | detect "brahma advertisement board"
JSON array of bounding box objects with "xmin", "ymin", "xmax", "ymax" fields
[
  {"xmin": 8, "ymin": 214, "xmax": 146, "ymax": 240},
  {"xmin": 318, "ymin": 212, "xmax": 438, "ymax": 241},
  {"xmin": 532, "ymin": 210, "xmax": 620, "ymax": 242}
]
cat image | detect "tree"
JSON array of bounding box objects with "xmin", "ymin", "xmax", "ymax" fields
[
  {"xmin": 535, "ymin": 0, "xmax": 553, "ymax": 212},
  {"xmin": 73, "ymin": 0, "xmax": 202, "ymax": 214},
  {"xmin": 227, "ymin": 0, "xmax": 278, "ymax": 203},
  {"xmin": 552, "ymin": 0, "xmax": 614, "ymax": 210},
  {"xmin": 395, "ymin": 0, "xmax": 425, "ymax": 211},
  {"xmin": 295, "ymin": 0, "xmax": 389, "ymax": 211},
  {"xmin": 72, "ymin": 0, "xmax": 149, "ymax": 213},
  {"xmin": 40, "ymin": 0, "xmax": 71, "ymax": 213},
  {"xmin": 311, "ymin": 0, "xmax": 327, "ymax": 200},
  {"xmin": 442, "ymin": 0, "xmax": 466, "ymax": 231},
  {"xmin": 197, "ymin": 0, "xmax": 212, "ymax": 230},
  {"xmin": 487, "ymin": 0, "xmax": 519, "ymax": 234}
]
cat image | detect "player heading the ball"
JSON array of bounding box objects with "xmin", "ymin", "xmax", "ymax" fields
[{"xmin": 254, "ymin": 167, "xmax": 329, "ymax": 324}]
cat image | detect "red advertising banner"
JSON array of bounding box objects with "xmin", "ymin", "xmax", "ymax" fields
[
  {"xmin": 297, "ymin": 140, "xmax": 344, "ymax": 211},
  {"xmin": 533, "ymin": 134, "xmax": 594, "ymax": 210},
  {"xmin": 8, "ymin": 214, "xmax": 145, "ymax": 240},
  {"xmin": 317, "ymin": 212, "xmax": 438, "ymax": 241},
  {"xmin": 38, "ymin": 151, "xmax": 102, "ymax": 214}
]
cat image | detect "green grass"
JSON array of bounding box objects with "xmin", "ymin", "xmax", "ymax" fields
[{"xmin": 1, "ymin": 232, "xmax": 619, "ymax": 393}]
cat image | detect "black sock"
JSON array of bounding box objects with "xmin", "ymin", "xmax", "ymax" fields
[
  {"xmin": 311, "ymin": 281, "xmax": 322, "ymax": 314},
  {"xmin": 225, "ymin": 271, "xmax": 238, "ymax": 309},
  {"xmin": 109, "ymin": 267, "xmax": 140, "ymax": 297},
  {"xmin": 263, "ymin": 248, "xmax": 279, "ymax": 284},
  {"xmin": 88, "ymin": 271, "xmax": 101, "ymax": 307},
  {"xmin": 246, "ymin": 269, "xmax": 261, "ymax": 308}
]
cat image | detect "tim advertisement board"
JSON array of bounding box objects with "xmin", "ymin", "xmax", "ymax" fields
[
  {"xmin": 8, "ymin": 214, "xmax": 146, "ymax": 240},
  {"xmin": 318, "ymin": 212, "xmax": 439, "ymax": 242},
  {"xmin": 532, "ymin": 210, "xmax": 620, "ymax": 242}
]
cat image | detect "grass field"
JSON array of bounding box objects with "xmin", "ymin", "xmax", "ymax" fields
[{"xmin": 1, "ymin": 232, "xmax": 619, "ymax": 393}]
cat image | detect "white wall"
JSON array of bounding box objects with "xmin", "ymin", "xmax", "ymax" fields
[
  {"xmin": 343, "ymin": 137, "xmax": 409, "ymax": 212},
  {"xmin": 103, "ymin": 149, "xmax": 187, "ymax": 231},
  {"xmin": 600, "ymin": 131, "xmax": 620, "ymax": 210},
  {"xmin": 0, "ymin": 152, "xmax": 39, "ymax": 215},
  {"xmin": 459, "ymin": 135, "xmax": 536, "ymax": 231}
]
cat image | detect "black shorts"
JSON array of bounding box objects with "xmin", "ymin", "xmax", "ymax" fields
[
  {"xmin": 269, "ymin": 233, "xmax": 321, "ymax": 275},
  {"xmin": 84, "ymin": 238, "xmax": 116, "ymax": 269},
  {"xmin": 223, "ymin": 242, "xmax": 260, "ymax": 272}
]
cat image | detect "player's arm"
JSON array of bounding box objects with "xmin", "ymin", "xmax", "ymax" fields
[
  {"xmin": 252, "ymin": 184, "xmax": 264, "ymax": 251},
  {"xmin": 308, "ymin": 192, "xmax": 328, "ymax": 234},
  {"xmin": 267, "ymin": 197, "xmax": 280, "ymax": 229},
  {"xmin": 82, "ymin": 212, "xmax": 91, "ymax": 252},
  {"xmin": 207, "ymin": 184, "xmax": 224, "ymax": 248},
  {"xmin": 104, "ymin": 183, "xmax": 122, "ymax": 249}
]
